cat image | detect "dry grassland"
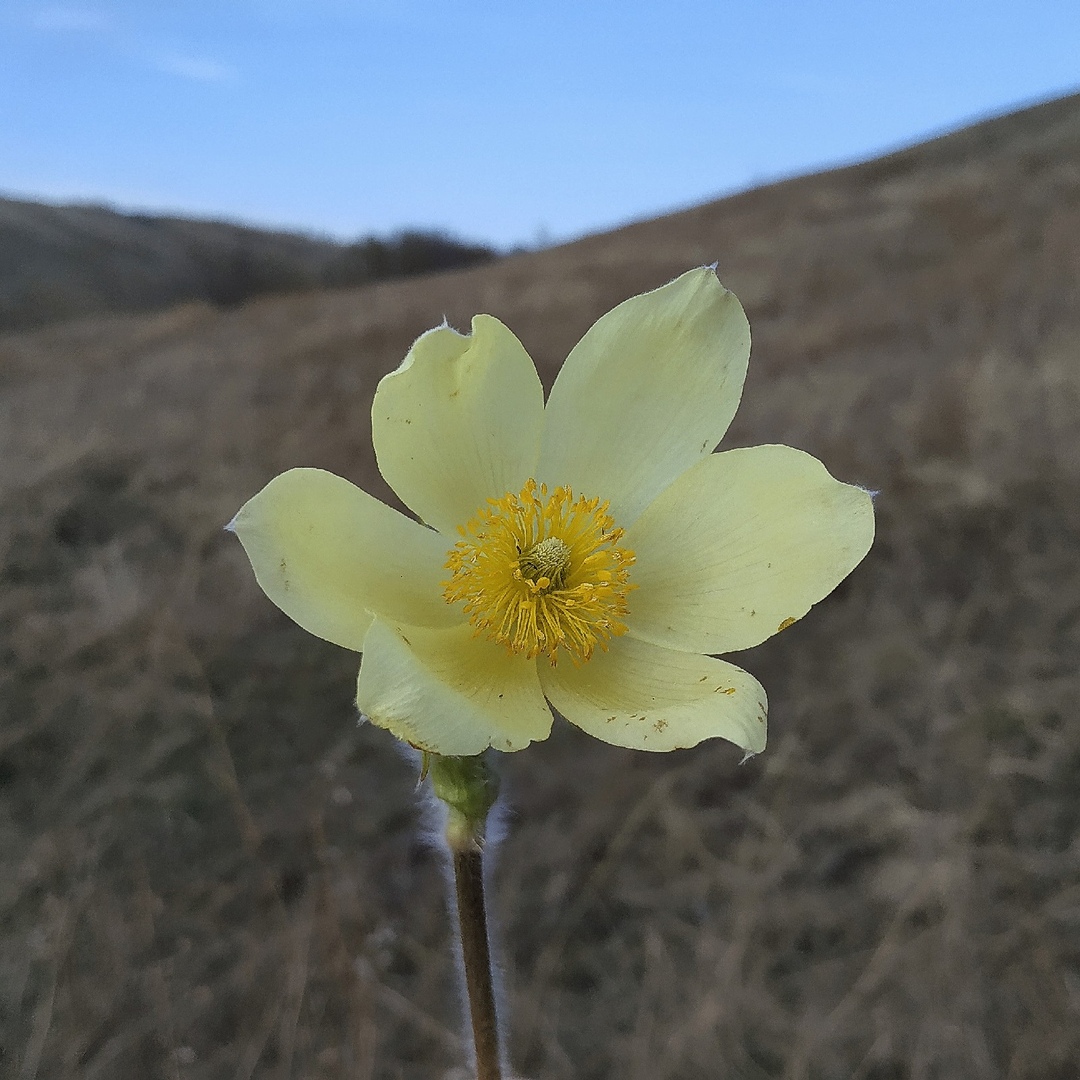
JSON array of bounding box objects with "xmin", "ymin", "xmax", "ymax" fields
[{"xmin": 1, "ymin": 94, "xmax": 1079, "ymax": 1079}]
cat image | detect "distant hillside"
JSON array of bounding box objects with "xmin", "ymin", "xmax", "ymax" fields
[{"xmin": 0, "ymin": 197, "xmax": 496, "ymax": 331}]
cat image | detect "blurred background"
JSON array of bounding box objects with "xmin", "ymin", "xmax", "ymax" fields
[{"xmin": 2, "ymin": 3, "xmax": 1079, "ymax": 1078}]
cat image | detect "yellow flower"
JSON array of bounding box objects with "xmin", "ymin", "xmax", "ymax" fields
[{"xmin": 230, "ymin": 268, "xmax": 874, "ymax": 756}]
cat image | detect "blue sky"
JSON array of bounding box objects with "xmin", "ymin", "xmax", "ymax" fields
[{"xmin": 2, "ymin": 1, "xmax": 1078, "ymax": 248}]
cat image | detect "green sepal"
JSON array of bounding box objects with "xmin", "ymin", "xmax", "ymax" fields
[{"xmin": 429, "ymin": 753, "xmax": 500, "ymax": 850}]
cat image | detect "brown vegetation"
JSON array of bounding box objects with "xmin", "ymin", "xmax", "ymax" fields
[{"xmin": 1, "ymin": 92, "xmax": 1079, "ymax": 1079}]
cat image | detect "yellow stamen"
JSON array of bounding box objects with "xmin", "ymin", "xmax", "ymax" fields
[{"xmin": 443, "ymin": 480, "xmax": 636, "ymax": 665}]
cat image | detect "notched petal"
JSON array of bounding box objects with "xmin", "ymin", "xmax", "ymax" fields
[{"xmin": 373, "ymin": 316, "xmax": 544, "ymax": 535}]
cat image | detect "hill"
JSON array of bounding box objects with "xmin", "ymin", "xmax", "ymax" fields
[
  {"xmin": 0, "ymin": 196, "xmax": 496, "ymax": 332},
  {"xmin": 2, "ymin": 92, "xmax": 1079, "ymax": 1079}
]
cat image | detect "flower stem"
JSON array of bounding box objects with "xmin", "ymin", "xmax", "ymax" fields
[
  {"xmin": 452, "ymin": 843, "xmax": 501, "ymax": 1080},
  {"xmin": 429, "ymin": 753, "xmax": 503, "ymax": 1080}
]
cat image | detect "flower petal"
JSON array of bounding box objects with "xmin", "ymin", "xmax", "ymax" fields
[
  {"xmin": 625, "ymin": 445, "xmax": 875, "ymax": 654},
  {"xmin": 537, "ymin": 267, "xmax": 749, "ymax": 526},
  {"xmin": 231, "ymin": 468, "xmax": 461, "ymax": 649},
  {"xmin": 356, "ymin": 619, "xmax": 553, "ymax": 755},
  {"xmin": 372, "ymin": 316, "xmax": 545, "ymax": 534},
  {"xmin": 540, "ymin": 635, "xmax": 767, "ymax": 754}
]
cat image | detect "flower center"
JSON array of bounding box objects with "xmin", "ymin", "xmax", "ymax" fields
[
  {"xmin": 518, "ymin": 536, "xmax": 571, "ymax": 589},
  {"xmin": 443, "ymin": 479, "xmax": 636, "ymax": 665}
]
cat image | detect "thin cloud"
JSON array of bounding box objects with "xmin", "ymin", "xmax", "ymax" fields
[
  {"xmin": 154, "ymin": 55, "xmax": 238, "ymax": 84},
  {"xmin": 31, "ymin": 6, "xmax": 108, "ymax": 32},
  {"xmin": 29, "ymin": 8, "xmax": 238, "ymax": 85}
]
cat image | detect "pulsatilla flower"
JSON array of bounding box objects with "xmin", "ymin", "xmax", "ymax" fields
[{"xmin": 231, "ymin": 268, "xmax": 874, "ymax": 756}]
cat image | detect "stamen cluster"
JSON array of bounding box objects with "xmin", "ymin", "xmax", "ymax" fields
[{"xmin": 443, "ymin": 480, "xmax": 636, "ymax": 665}]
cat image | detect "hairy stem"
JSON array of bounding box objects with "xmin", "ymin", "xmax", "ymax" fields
[
  {"xmin": 452, "ymin": 843, "xmax": 502, "ymax": 1080},
  {"xmin": 429, "ymin": 753, "xmax": 503, "ymax": 1080}
]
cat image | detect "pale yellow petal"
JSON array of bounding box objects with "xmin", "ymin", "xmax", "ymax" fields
[
  {"xmin": 231, "ymin": 468, "xmax": 461, "ymax": 650},
  {"xmin": 538, "ymin": 267, "xmax": 749, "ymax": 526},
  {"xmin": 540, "ymin": 636, "xmax": 767, "ymax": 754},
  {"xmin": 356, "ymin": 619, "xmax": 553, "ymax": 755},
  {"xmin": 372, "ymin": 316, "xmax": 545, "ymax": 535},
  {"xmin": 625, "ymin": 445, "xmax": 875, "ymax": 654}
]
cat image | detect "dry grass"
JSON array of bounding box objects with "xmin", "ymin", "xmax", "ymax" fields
[{"xmin": 1, "ymin": 93, "xmax": 1079, "ymax": 1079}]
